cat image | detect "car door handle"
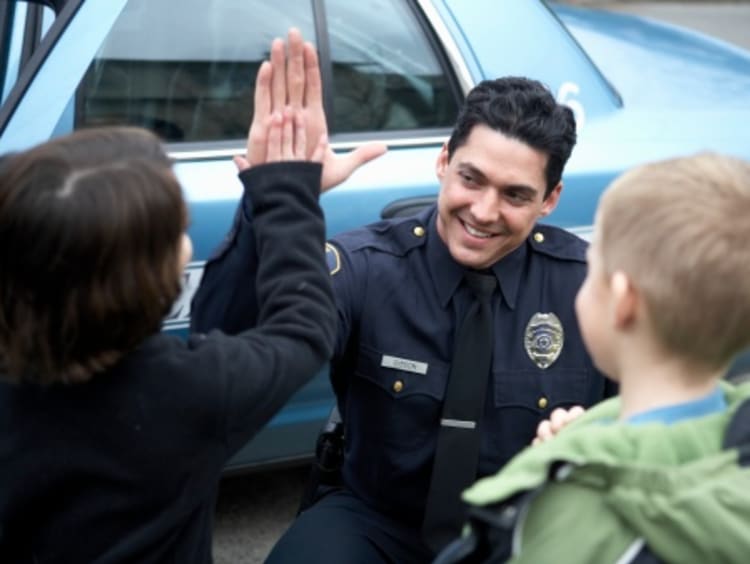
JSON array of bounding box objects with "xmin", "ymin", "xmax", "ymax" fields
[{"xmin": 380, "ymin": 196, "xmax": 437, "ymax": 219}]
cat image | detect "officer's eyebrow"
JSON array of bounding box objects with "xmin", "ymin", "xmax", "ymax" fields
[
  {"xmin": 457, "ymin": 161, "xmax": 539, "ymax": 198},
  {"xmin": 457, "ymin": 162, "xmax": 489, "ymax": 184}
]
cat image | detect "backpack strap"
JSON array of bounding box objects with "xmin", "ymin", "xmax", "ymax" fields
[
  {"xmin": 433, "ymin": 461, "xmax": 574, "ymax": 563},
  {"xmin": 432, "ymin": 489, "xmax": 536, "ymax": 564},
  {"xmin": 722, "ymin": 397, "xmax": 750, "ymax": 467}
]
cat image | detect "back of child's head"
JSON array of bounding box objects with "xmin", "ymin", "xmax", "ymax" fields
[
  {"xmin": 597, "ymin": 152, "xmax": 750, "ymax": 371},
  {"xmin": 0, "ymin": 127, "xmax": 187, "ymax": 385}
]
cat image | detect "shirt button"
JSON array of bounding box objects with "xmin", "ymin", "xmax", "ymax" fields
[
  {"xmin": 537, "ymin": 396, "xmax": 548, "ymax": 409},
  {"xmin": 393, "ymin": 380, "xmax": 404, "ymax": 393},
  {"xmin": 533, "ymin": 232, "xmax": 545, "ymax": 243},
  {"xmin": 412, "ymin": 226, "xmax": 426, "ymax": 237}
]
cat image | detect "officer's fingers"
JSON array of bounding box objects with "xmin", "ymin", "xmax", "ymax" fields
[
  {"xmin": 535, "ymin": 419, "xmax": 553, "ymax": 443},
  {"xmin": 270, "ymin": 38, "xmax": 287, "ymax": 110},
  {"xmin": 310, "ymin": 134, "xmax": 328, "ymax": 164},
  {"xmin": 286, "ymin": 28, "xmax": 305, "ymax": 109},
  {"xmin": 549, "ymin": 408, "xmax": 570, "ymax": 434},
  {"xmin": 349, "ymin": 143, "xmax": 388, "ymax": 166},
  {"xmin": 266, "ymin": 111, "xmax": 283, "ymax": 162},
  {"xmin": 281, "ymin": 107, "xmax": 295, "ymax": 160},
  {"xmin": 246, "ymin": 61, "xmax": 272, "ymax": 166},
  {"xmin": 246, "ymin": 100, "xmax": 271, "ymax": 162},
  {"xmin": 568, "ymin": 405, "xmax": 586, "ymax": 420},
  {"xmin": 233, "ymin": 155, "xmax": 250, "ymax": 172},
  {"xmin": 293, "ymin": 111, "xmax": 306, "ymax": 159},
  {"xmin": 320, "ymin": 143, "xmax": 388, "ymax": 192},
  {"xmin": 303, "ymin": 42, "xmax": 322, "ymax": 109},
  {"xmin": 251, "ymin": 61, "xmax": 272, "ymax": 125}
]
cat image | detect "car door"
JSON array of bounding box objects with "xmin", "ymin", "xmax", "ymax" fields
[{"xmin": 0, "ymin": 0, "xmax": 468, "ymax": 470}]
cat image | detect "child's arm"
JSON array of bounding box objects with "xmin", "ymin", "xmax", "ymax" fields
[{"xmin": 188, "ymin": 105, "xmax": 335, "ymax": 454}]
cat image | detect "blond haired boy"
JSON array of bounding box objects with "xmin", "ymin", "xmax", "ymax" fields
[{"xmin": 436, "ymin": 152, "xmax": 750, "ymax": 563}]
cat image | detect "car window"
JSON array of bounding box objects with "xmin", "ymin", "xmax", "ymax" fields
[
  {"xmin": 324, "ymin": 0, "xmax": 458, "ymax": 133},
  {"xmin": 0, "ymin": 2, "xmax": 55, "ymax": 104},
  {"xmin": 75, "ymin": 0, "xmax": 459, "ymax": 143},
  {"xmin": 76, "ymin": 0, "xmax": 315, "ymax": 142}
]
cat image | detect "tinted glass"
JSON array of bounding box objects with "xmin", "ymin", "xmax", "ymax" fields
[
  {"xmin": 77, "ymin": 0, "xmax": 458, "ymax": 142},
  {"xmin": 325, "ymin": 0, "xmax": 458, "ymax": 132},
  {"xmin": 78, "ymin": 0, "xmax": 315, "ymax": 142}
]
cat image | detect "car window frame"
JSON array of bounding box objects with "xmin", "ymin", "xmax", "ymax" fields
[
  {"xmin": 163, "ymin": 0, "xmax": 470, "ymax": 162},
  {"xmin": 0, "ymin": 0, "xmax": 97, "ymax": 143},
  {"xmin": 0, "ymin": 0, "xmax": 472, "ymax": 157}
]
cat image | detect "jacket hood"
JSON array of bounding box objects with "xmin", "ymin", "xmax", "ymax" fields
[{"xmin": 464, "ymin": 381, "xmax": 750, "ymax": 562}]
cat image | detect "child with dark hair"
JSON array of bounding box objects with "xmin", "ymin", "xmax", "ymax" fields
[{"xmin": 0, "ymin": 50, "xmax": 336, "ymax": 563}]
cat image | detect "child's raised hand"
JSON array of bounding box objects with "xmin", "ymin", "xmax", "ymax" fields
[
  {"xmin": 234, "ymin": 28, "xmax": 385, "ymax": 190},
  {"xmin": 234, "ymin": 107, "xmax": 327, "ymax": 171}
]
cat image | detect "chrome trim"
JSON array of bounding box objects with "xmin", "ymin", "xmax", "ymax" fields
[
  {"xmin": 168, "ymin": 135, "xmax": 448, "ymax": 162},
  {"xmin": 415, "ymin": 0, "xmax": 474, "ymax": 96}
]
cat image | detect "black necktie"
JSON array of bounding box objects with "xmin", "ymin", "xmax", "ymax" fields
[{"xmin": 422, "ymin": 271, "xmax": 496, "ymax": 552}]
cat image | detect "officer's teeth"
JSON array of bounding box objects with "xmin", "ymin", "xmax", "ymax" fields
[{"xmin": 465, "ymin": 224, "xmax": 492, "ymax": 238}]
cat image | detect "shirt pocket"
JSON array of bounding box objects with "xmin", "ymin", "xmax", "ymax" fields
[
  {"xmin": 350, "ymin": 343, "xmax": 449, "ymax": 447},
  {"xmin": 493, "ymin": 368, "xmax": 590, "ymax": 416}
]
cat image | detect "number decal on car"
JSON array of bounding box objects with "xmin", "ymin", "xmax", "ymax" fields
[{"xmin": 557, "ymin": 82, "xmax": 585, "ymax": 131}]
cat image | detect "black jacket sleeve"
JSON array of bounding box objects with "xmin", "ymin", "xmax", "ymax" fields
[{"xmin": 188, "ymin": 162, "xmax": 336, "ymax": 453}]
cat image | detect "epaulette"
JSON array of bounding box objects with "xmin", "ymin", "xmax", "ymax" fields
[
  {"xmin": 528, "ymin": 224, "xmax": 588, "ymax": 262},
  {"xmin": 331, "ymin": 212, "xmax": 430, "ymax": 257}
]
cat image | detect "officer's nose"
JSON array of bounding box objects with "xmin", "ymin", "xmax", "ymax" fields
[{"xmin": 470, "ymin": 189, "xmax": 501, "ymax": 225}]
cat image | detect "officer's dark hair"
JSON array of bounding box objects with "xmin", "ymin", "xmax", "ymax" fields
[
  {"xmin": 446, "ymin": 77, "xmax": 577, "ymax": 198},
  {"xmin": 0, "ymin": 127, "xmax": 187, "ymax": 385}
]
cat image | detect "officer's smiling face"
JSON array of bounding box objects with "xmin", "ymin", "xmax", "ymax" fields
[{"xmin": 435, "ymin": 125, "xmax": 561, "ymax": 270}]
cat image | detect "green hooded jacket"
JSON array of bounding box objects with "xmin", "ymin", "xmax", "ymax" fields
[{"xmin": 462, "ymin": 381, "xmax": 750, "ymax": 563}]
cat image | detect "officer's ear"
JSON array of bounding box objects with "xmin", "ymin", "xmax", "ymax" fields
[
  {"xmin": 436, "ymin": 142, "xmax": 449, "ymax": 181},
  {"xmin": 539, "ymin": 182, "xmax": 562, "ymax": 217}
]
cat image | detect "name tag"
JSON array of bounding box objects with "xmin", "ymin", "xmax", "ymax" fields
[{"xmin": 381, "ymin": 355, "xmax": 428, "ymax": 375}]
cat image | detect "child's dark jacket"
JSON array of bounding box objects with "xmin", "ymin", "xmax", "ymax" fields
[{"xmin": 0, "ymin": 162, "xmax": 335, "ymax": 563}]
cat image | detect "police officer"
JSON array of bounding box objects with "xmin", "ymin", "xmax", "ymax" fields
[{"xmin": 192, "ymin": 32, "xmax": 614, "ymax": 564}]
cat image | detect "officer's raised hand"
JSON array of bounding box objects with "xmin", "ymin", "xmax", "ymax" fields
[
  {"xmin": 234, "ymin": 65, "xmax": 327, "ymax": 172},
  {"xmin": 264, "ymin": 106, "xmax": 327, "ymax": 164},
  {"xmin": 236, "ymin": 28, "xmax": 386, "ymax": 190}
]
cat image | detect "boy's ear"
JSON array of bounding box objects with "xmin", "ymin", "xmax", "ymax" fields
[{"xmin": 611, "ymin": 271, "xmax": 638, "ymax": 329}]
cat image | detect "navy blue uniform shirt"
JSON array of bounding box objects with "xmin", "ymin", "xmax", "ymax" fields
[
  {"xmin": 192, "ymin": 203, "xmax": 613, "ymax": 529},
  {"xmin": 325, "ymin": 206, "xmax": 611, "ymax": 526}
]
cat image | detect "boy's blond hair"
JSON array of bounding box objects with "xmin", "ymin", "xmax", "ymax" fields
[{"xmin": 598, "ymin": 152, "xmax": 750, "ymax": 371}]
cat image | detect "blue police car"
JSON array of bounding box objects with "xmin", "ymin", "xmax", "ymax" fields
[{"xmin": 1, "ymin": 0, "xmax": 749, "ymax": 472}]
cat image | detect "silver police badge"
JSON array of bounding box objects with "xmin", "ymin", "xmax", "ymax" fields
[{"xmin": 524, "ymin": 312, "xmax": 564, "ymax": 369}]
